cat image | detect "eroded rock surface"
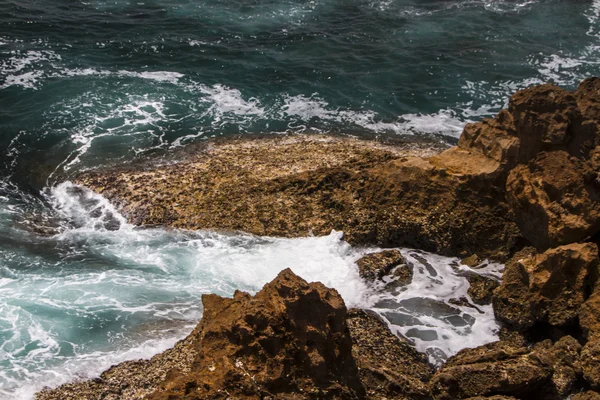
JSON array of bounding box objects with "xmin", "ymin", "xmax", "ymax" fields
[
  {"xmin": 346, "ymin": 308, "xmax": 433, "ymax": 399},
  {"xmin": 356, "ymin": 249, "xmax": 406, "ymax": 282},
  {"xmin": 493, "ymin": 242, "xmax": 599, "ymax": 330},
  {"xmin": 506, "ymin": 151, "xmax": 600, "ymax": 249},
  {"xmin": 430, "ymin": 336, "xmax": 582, "ymax": 400}
]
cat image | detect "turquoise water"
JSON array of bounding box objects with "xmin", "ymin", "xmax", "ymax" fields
[{"xmin": 0, "ymin": 0, "xmax": 599, "ymax": 397}]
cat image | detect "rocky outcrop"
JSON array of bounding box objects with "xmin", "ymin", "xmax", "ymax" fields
[
  {"xmin": 39, "ymin": 270, "xmax": 437, "ymax": 400},
  {"xmin": 39, "ymin": 78, "xmax": 600, "ymax": 400},
  {"xmin": 506, "ymin": 151, "xmax": 600, "ymax": 249},
  {"xmin": 572, "ymin": 392, "xmax": 600, "ymax": 400},
  {"xmin": 148, "ymin": 268, "xmax": 364, "ymax": 399},
  {"xmin": 493, "ymin": 242, "xmax": 600, "ymax": 331}
]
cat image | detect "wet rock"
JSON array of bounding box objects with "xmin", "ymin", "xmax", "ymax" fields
[
  {"xmin": 464, "ymin": 273, "xmax": 499, "ymax": 305},
  {"xmin": 493, "ymin": 243, "xmax": 600, "ymax": 331},
  {"xmin": 346, "ymin": 308, "xmax": 433, "ymax": 400},
  {"xmin": 406, "ymin": 328, "xmax": 439, "ymax": 342},
  {"xmin": 148, "ymin": 268, "xmax": 365, "ymax": 399},
  {"xmin": 356, "ymin": 249, "xmax": 406, "ymax": 282},
  {"xmin": 36, "ymin": 333, "xmax": 199, "ymax": 400},
  {"xmin": 506, "ymin": 151, "xmax": 600, "ymax": 249}
]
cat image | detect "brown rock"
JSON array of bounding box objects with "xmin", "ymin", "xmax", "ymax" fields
[
  {"xmin": 582, "ymin": 338, "xmax": 600, "ymax": 391},
  {"xmin": 580, "ymin": 289, "xmax": 600, "ymax": 341},
  {"xmin": 506, "ymin": 151, "xmax": 600, "ymax": 249},
  {"xmin": 534, "ymin": 336, "xmax": 583, "ymax": 398},
  {"xmin": 429, "ymin": 339, "xmax": 552, "ymax": 399},
  {"xmin": 465, "ymin": 273, "xmax": 499, "ymax": 305},
  {"xmin": 508, "ymin": 84, "xmax": 580, "ymax": 158},
  {"xmin": 148, "ymin": 268, "xmax": 365, "ymax": 399},
  {"xmin": 572, "ymin": 391, "xmax": 600, "ymax": 400},
  {"xmin": 356, "ymin": 250, "xmax": 406, "ymax": 282},
  {"xmin": 346, "ymin": 308, "xmax": 433, "ymax": 399},
  {"xmin": 464, "ymin": 396, "xmax": 517, "ymax": 400},
  {"xmin": 572, "ymin": 78, "xmax": 600, "ymax": 159},
  {"xmin": 458, "ymin": 109, "xmax": 519, "ymax": 171},
  {"xmin": 493, "ymin": 243, "xmax": 600, "ymax": 330},
  {"xmin": 430, "ymin": 336, "xmax": 582, "ymax": 400}
]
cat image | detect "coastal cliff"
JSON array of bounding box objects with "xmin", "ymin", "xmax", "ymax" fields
[{"xmin": 39, "ymin": 78, "xmax": 600, "ymax": 399}]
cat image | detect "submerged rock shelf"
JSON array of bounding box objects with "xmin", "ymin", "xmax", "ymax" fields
[{"xmin": 39, "ymin": 78, "xmax": 600, "ymax": 399}]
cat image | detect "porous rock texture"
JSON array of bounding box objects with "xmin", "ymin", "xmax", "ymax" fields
[
  {"xmin": 356, "ymin": 249, "xmax": 406, "ymax": 282},
  {"xmin": 38, "ymin": 78, "xmax": 600, "ymax": 400},
  {"xmin": 493, "ymin": 242, "xmax": 600, "ymax": 331},
  {"xmin": 430, "ymin": 335, "xmax": 583, "ymax": 400}
]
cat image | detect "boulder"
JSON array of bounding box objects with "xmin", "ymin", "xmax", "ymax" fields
[
  {"xmin": 346, "ymin": 308, "xmax": 433, "ymax": 399},
  {"xmin": 148, "ymin": 268, "xmax": 365, "ymax": 399},
  {"xmin": 493, "ymin": 243, "xmax": 599, "ymax": 331},
  {"xmin": 505, "ymin": 151, "xmax": 600, "ymax": 249},
  {"xmin": 356, "ymin": 250, "xmax": 406, "ymax": 282}
]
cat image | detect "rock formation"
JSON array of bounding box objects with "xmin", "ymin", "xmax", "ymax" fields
[
  {"xmin": 39, "ymin": 78, "xmax": 600, "ymax": 399},
  {"xmin": 493, "ymin": 242, "xmax": 600, "ymax": 331}
]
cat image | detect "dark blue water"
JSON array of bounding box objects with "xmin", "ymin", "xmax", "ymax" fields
[
  {"xmin": 1, "ymin": 0, "xmax": 599, "ymax": 186},
  {"xmin": 0, "ymin": 0, "xmax": 599, "ymax": 397}
]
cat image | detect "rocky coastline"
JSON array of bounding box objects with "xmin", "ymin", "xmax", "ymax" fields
[{"xmin": 38, "ymin": 78, "xmax": 600, "ymax": 399}]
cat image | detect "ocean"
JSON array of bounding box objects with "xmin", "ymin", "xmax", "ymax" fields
[{"xmin": 1, "ymin": 0, "xmax": 599, "ymax": 397}]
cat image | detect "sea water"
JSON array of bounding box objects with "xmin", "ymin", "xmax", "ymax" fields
[{"xmin": 1, "ymin": 0, "xmax": 600, "ymax": 397}]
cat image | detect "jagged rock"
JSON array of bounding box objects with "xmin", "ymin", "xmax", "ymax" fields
[
  {"xmin": 508, "ymin": 84, "xmax": 580, "ymax": 160},
  {"xmin": 493, "ymin": 243, "xmax": 600, "ymax": 330},
  {"xmin": 465, "ymin": 396, "xmax": 517, "ymax": 400},
  {"xmin": 464, "ymin": 273, "xmax": 499, "ymax": 305},
  {"xmin": 506, "ymin": 151, "xmax": 600, "ymax": 249},
  {"xmin": 356, "ymin": 250, "xmax": 406, "ymax": 282},
  {"xmin": 147, "ymin": 268, "xmax": 365, "ymax": 399},
  {"xmin": 430, "ymin": 336, "xmax": 582, "ymax": 400},
  {"xmin": 346, "ymin": 308, "xmax": 433, "ymax": 399}
]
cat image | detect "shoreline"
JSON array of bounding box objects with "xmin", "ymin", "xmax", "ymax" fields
[{"xmin": 38, "ymin": 78, "xmax": 600, "ymax": 399}]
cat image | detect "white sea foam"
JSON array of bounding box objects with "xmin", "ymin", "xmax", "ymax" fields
[
  {"xmin": 0, "ymin": 182, "xmax": 503, "ymax": 398},
  {"xmin": 281, "ymin": 94, "xmax": 467, "ymax": 136}
]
